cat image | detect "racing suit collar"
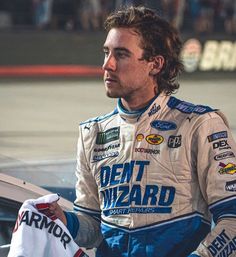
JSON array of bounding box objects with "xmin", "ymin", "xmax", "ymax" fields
[{"xmin": 117, "ymin": 94, "xmax": 162, "ymax": 123}]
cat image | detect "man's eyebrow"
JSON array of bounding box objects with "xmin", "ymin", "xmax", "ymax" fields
[
  {"xmin": 103, "ymin": 46, "xmax": 132, "ymax": 54},
  {"xmin": 114, "ymin": 47, "xmax": 131, "ymax": 53}
]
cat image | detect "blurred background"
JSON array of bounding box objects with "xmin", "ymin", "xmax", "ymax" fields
[
  {"xmin": 0, "ymin": 0, "xmax": 236, "ymax": 67},
  {"xmin": 0, "ymin": 0, "xmax": 236, "ymax": 199},
  {"xmin": 0, "ymin": 0, "xmax": 236, "ymax": 35}
]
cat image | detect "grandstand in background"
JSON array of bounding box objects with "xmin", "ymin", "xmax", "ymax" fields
[
  {"xmin": 0, "ymin": 0, "xmax": 235, "ymax": 77},
  {"xmin": 1, "ymin": 1, "xmax": 236, "ymax": 33}
]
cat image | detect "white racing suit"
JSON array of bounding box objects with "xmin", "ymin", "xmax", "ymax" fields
[{"xmin": 73, "ymin": 93, "xmax": 236, "ymax": 257}]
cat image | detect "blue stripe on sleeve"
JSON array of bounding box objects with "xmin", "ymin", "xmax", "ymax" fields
[{"xmin": 209, "ymin": 196, "xmax": 236, "ymax": 223}]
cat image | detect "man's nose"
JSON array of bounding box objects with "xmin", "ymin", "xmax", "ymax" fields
[{"xmin": 102, "ymin": 55, "xmax": 117, "ymax": 71}]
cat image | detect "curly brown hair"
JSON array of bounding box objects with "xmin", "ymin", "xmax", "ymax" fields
[{"xmin": 104, "ymin": 6, "xmax": 184, "ymax": 95}]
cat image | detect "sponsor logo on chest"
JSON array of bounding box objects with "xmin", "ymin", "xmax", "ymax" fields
[
  {"xmin": 151, "ymin": 120, "xmax": 177, "ymax": 131},
  {"xmin": 168, "ymin": 135, "xmax": 182, "ymax": 148},
  {"xmin": 148, "ymin": 104, "xmax": 161, "ymax": 116},
  {"xmin": 100, "ymin": 160, "xmax": 176, "ymax": 216},
  {"xmin": 96, "ymin": 127, "xmax": 120, "ymax": 145},
  {"xmin": 145, "ymin": 134, "xmax": 164, "ymax": 145}
]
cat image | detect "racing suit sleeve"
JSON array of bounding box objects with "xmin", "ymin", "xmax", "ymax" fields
[
  {"xmin": 72, "ymin": 126, "xmax": 103, "ymax": 248},
  {"xmin": 189, "ymin": 112, "xmax": 236, "ymax": 257}
]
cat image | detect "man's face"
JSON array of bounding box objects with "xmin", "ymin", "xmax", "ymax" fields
[{"xmin": 102, "ymin": 28, "xmax": 155, "ymax": 102}]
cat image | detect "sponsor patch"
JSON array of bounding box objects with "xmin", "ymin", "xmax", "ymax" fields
[
  {"xmin": 148, "ymin": 104, "xmax": 161, "ymax": 116},
  {"xmin": 84, "ymin": 124, "xmax": 92, "ymax": 130},
  {"xmin": 167, "ymin": 96, "xmax": 214, "ymax": 114},
  {"xmin": 94, "ymin": 143, "xmax": 120, "ymax": 152},
  {"xmin": 136, "ymin": 134, "xmax": 144, "ymax": 142},
  {"xmin": 96, "ymin": 127, "xmax": 120, "ymax": 145},
  {"xmin": 146, "ymin": 134, "xmax": 164, "ymax": 145},
  {"xmin": 208, "ymin": 131, "xmax": 228, "ymax": 142},
  {"xmin": 151, "ymin": 120, "xmax": 177, "ymax": 131},
  {"xmin": 214, "ymin": 151, "xmax": 235, "ymax": 161},
  {"xmin": 168, "ymin": 135, "xmax": 182, "ymax": 148},
  {"xmin": 100, "ymin": 160, "xmax": 176, "ymax": 216},
  {"xmin": 213, "ymin": 140, "xmax": 231, "ymax": 150},
  {"xmin": 218, "ymin": 162, "xmax": 236, "ymax": 175},
  {"xmin": 186, "ymin": 116, "xmax": 193, "ymax": 122},
  {"xmin": 207, "ymin": 229, "xmax": 236, "ymax": 257},
  {"xmin": 93, "ymin": 151, "xmax": 119, "ymax": 162},
  {"xmin": 225, "ymin": 180, "xmax": 236, "ymax": 192},
  {"xmin": 135, "ymin": 148, "xmax": 160, "ymax": 154}
]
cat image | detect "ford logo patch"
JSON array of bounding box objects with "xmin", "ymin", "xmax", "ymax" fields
[{"xmin": 151, "ymin": 120, "xmax": 177, "ymax": 131}]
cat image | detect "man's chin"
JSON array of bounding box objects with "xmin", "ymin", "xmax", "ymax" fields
[
  {"xmin": 105, "ymin": 90, "xmax": 120, "ymax": 99},
  {"xmin": 106, "ymin": 91, "xmax": 120, "ymax": 98}
]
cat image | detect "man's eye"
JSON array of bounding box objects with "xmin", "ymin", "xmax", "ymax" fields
[
  {"xmin": 104, "ymin": 51, "xmax": 109, "ymax": 57},
  {"xmin": 116, "ymin": 52, "xmax": 128, "ymax": 58}
]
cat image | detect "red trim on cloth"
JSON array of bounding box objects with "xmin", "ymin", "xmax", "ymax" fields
[
  {"xmin": 35, "ymin": 203, "xmax": 57, "ymax": 220},
  {"xmin": 35, "ymin": 203, "xmax": 50, "ymax": 210},
  {"xmin": 74, "ymin": 248, "xmax": 86, "ymax": 257}
]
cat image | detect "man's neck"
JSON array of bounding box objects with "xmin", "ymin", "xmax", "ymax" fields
[{"xmin": 121, "ymin": 94, "xmax": 157, "ymax": 112}]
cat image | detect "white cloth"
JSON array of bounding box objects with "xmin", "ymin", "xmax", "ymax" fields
[{"xmin": 8, "ymin": 194, "xmax": 86, "ymax": 257}]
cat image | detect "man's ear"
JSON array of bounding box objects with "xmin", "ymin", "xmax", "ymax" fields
[{"xmin": 149, "ymin": 55, "xmax": 165, "ymax": 75}]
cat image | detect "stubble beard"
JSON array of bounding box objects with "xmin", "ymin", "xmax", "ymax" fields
[
  {"xmin": 105, "ymin": 88, "xmax": 120, "ymax": 99},
  {"xmin": 104, "ymin": 82, "xmax": 122, "ymax": 99}
]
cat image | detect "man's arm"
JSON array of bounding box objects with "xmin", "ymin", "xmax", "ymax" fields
[
  {"xmin": 189, "ymin": 112, "xmax": 236, "ymax": 257},
  {"xmin": 72, "ymin": 125, "xmax": 103, "ymax": 248},
  {"xmin": 48, "ymin": 125, "xmax": 103, "ymax": 248}
]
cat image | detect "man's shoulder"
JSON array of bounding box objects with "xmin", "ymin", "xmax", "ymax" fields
[
  {"xmin": 165, "ymin": 96, "xmax": 227, "ymax": 132},
  {"xmin": 167, "ymin": 96, "xmax": 216, "ymax": 116},
  {"xmin": 78, "ymin": 108, "xmax": 120, "ymax": 145},
  {"xmin": 79, "ymin": 108, "xmax": 118, "ymax": 128}
]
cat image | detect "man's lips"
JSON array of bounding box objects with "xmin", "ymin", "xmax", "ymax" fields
[{"xmin": 105, "ymin": 77, "xmax": 118, "ymax": 83}]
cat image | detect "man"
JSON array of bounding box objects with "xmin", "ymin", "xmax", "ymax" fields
[{"xmin": 50, "ymin": 6, "xmax": 236, "ymax": 257}]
